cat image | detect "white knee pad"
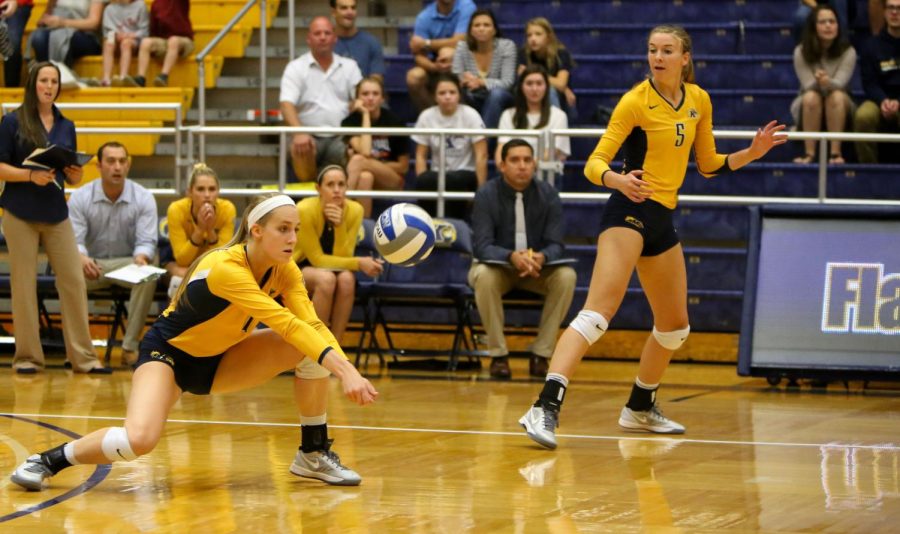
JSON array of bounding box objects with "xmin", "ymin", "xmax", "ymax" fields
[
  {"xmin": 652, "ymin": 325, "xmax": 690, "ymax": 351},
  {"xmin": 570, "ymin": 310, "xmax": 609, "ymax": 345},
  {"xmin": 295, "ymin": 356, "xmax": 332, "ymax": 379},
  {"xmin": 101, "ymin": 427, "xmax": 137, "ymax": 462}
]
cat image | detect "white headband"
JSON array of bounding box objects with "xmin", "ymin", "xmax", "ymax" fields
[{"xmin": 247, "ymin": 195, "xmax": 295, "ymax": 227}]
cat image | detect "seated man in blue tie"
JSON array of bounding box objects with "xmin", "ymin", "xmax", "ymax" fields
[{"xmin": 468, "ymin": 138, "xmax": 576, "ymax": 379}]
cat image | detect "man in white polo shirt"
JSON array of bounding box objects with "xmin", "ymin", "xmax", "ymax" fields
[{"xmin": 280, "ymin": 16, "xmax": 362, "ymax": 182}]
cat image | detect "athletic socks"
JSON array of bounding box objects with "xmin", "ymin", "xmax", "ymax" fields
[
  {"xmin": 626, "ymin": 377, "xmax": 660, "ymax": 412},
  {"xmin": 536, "ymin": 373, "xmax": 569, "ymax": 412},
  {"xmin": 63, "ymin": 442, "xmax": 81, "ymax": 466},
  {"xmin": 41, "ymin": 444, "xmax": 73, "ymax": 475},
  {"xmin": 300, "ymin": 414, "xmax": 328, "ymax": 453}
]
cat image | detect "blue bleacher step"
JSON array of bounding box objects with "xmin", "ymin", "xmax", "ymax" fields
[{"xmin": 474, "ymin": 0, "xmax": 792, "ymax": 25}]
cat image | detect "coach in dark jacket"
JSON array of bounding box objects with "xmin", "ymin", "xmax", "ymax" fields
[{"xmin": 468, "ymin": 138, "xmax": 576, "ymax": 379}]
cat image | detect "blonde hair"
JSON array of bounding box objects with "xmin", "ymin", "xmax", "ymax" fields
[
  {"xmin": 523, "ymin": 17, "xmax": 566, "ymax": 73},
  {"xmin": 187, "ymin": 162, "xmax": 219, "ymax": 193},
  {"xmin": 648, "ymin": 25, "xmax": 695, "ymax": 83},
  {"xmin": 170, "ymin": 192, "xmax": 283, "ymax": 308}
]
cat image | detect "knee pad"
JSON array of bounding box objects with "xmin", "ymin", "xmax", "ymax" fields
[
  {"xmin": 569, "ymin": 310, "xmax": 609, "ymax": 345},
  {"xmin": 652, "ymin": 325, "xmax": 690, "ymax": 351},
  {"xmin": 295, "ymin": 356, "xmax": 331, "ymax": 380},
  {"xmin": 101, "ymin": 427, "xmax": 137, "ymax": 462}
]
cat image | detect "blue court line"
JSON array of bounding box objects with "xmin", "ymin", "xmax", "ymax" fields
[{"xmin": 0, "ymin": 414, "xmax": 111, "ymax": 523}]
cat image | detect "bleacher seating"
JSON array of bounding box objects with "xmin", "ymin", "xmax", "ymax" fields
[
  {"xmin": 28, "ymin": 0, "xmax": 279, "ymax": 30},
  {"xmin": 73, "ymin": 55, "xmax": 225, "ymax": 89},
  {"xmin": 5, "ymin": 0, "xmax": 895, "ymax": 362}
]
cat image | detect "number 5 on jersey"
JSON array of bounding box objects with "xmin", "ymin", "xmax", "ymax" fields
[{"xmin": 675, "ymin": 123, "xmax": 685, "ymax": 147}]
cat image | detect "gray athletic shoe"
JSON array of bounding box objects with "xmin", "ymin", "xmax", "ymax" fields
[
  {"xmin": 619, "ymin": 404, "xmax": 685, "ymax": 434},
  {"xmin": 10, "ymin": 454, "xmax": 52, "ymax": 491},
  {"xmin": 289, "ymin": 445, "xmax": 361, "ymax": 486},
  {"xmin": 519, "ymin": 404, "xmax": 559, "ymax": 449}
]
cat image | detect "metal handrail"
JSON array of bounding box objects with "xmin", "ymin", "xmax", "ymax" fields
[
  {"xmin": 288, "ymin": 0, "xmax": 295, "ymax": 65},
  {"xmin": 547, "ymin": 128, "xmax": 900, "ymax": 203},
  {"xmin": 196, "ymin": 0, "xmax": 266, "ymax": 162},
  {"xmin": 1, "ymin": 102, "xmax": 184, "ymax": 186},
  {"xmin": 184, "ymin": 126, "xmax": 543, "ymax": 211},
  {"xmin": 182, "ymin": 124, "xmax": 900, "ymax": 208}
]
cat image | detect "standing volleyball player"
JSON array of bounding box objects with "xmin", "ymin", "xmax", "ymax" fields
[
  {"xmin": 11, "ymin": 193, "xmax": 378, "ymax": 491},
  {"xmin": 519, "ymin": 25, "xmax": 786, "ymax": 448}
]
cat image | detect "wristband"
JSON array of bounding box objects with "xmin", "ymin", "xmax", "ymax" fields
[
  {"xmin": 318, "ymin": 347, "xmax": 333, "ymax": 365},
  {"xmin": 600, "ymin": 169, "xmax": 610, "ymax": 187},
  {"xmin": 188, "ymin": 235, "xmax": 203, "ymax": 247}
]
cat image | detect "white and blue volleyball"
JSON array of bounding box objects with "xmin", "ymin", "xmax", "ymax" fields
[{"xmin": 374, "ymin": 203, "xmax": 436, "ymax": 266}]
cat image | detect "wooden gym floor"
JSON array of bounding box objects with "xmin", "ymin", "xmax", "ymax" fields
[{"xmin": 0, "ymin": 354, "xmax": 898, "ymax": 532}]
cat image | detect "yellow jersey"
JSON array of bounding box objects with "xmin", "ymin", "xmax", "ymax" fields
[
  {"xmin": 155, "ymin": 244, "xmax": 346, "ymax": 362},
  {"xmin": 585, "ymin": 79, "xmax": 730, "ymax": 209},
  {"xmin": 166, "ymin": 197, "xmax": 238, "ymax": 267},
  {"xmin": 293, "ymin": 197, "xmax": 363, "ymax": 270}
]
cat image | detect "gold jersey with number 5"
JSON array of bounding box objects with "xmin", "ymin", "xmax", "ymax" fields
[{"xmin": 585, "ymin": 79, "xmax": 731, "ymax": 209}]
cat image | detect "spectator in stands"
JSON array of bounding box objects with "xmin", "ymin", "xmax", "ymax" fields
[
  {"xmin": 28, "ymin": 0, "xmax": 103, "ymax": 67},
  {"xmin": 128, "ymin": 0, "xmax": 191, "ymax": 87},
  {"xmin": 496, "ymin": 65, "xmax": 571, "ymax": 166},
  {"xmin": 343, "ymin": 77, "xmax": 410, "ymax": 217},
  {"xmin": 162, "ymin": 163, "xmax": 236, "ymax": 296},
  {"xmin": 69, "ymin": 142, "xmax": 158, "ymax": 366},
  {"xmin": 517, "ymin": 17, "xmax": 577, "ymax": 121},
  {"xmin": 469, "ymin": 139, "xmax": 576, "ymax": 379},
  {"xmin": 0, "ymin": 62, "xmax": 110, "ymax": 374},
  {"xmin": 331, "ymin": 0, "xmax": 384, "ymax": 82},
  {"xmin": 280, "ymin": 16, "xmax": 361, "ymax": 182},
  {"xmin": 9, "ymin": 193, "xmax": 377, "ymax": 493},
  {"xmin": 294, "ymin": 165, "xmax": 384, "ymax": 344},
  {"xmin": 791, "ymin": 5, "xmax": 856, "ymax": 164},
  {"xmin": 451, "ymin": 8, "xmax": 516, "ymax": 129},
  {"xmin": 795, "ymin": 1, "xmax": 851, "ymax": 42},
  {"xmin": 518, "ymin": 26, "xmax": 787, "ymax": 449},
  {"xmin": 98, "ymin": 0, "xmax": 148, "ymax": 87},
  {"xmin": 412, "ymin": 72, "xmax": 487, "ymax": 220},
  {"xmin": 2, "ymin": 1, "xmax": 30, "ymax": 87},
  {"xmin": 406, "ymin": 0, "xmax": 476, "ymax": 113},
  {"xmin": 854, "ymin": 0, "xmax": 900, "ymax": 163}
]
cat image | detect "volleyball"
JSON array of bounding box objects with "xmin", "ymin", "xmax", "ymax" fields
[{"xmin": 374, "ymin": 203, "xmax": 436, "ymax": 266}]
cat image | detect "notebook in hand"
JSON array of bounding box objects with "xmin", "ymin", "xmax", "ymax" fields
[
  {"xmin": 104, "ymin": 264, "xmax": 167, "ymax": 285},
  {"xmin": 23, "ymin": 145, "xmax": 93, "ymax": 171}
]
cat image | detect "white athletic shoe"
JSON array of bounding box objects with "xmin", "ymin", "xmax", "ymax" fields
[
  {"xmin": 618, "ymin": 404, "xmax": 685, "ymax": 434},
  {"xmin": 10, "ymin": 454, "xmax": 52, "ymax": 491},
  {"xmin": 519, "ymin": 404, "xmax": 559, "ymax": 449},
  {"xmin": 290, "ymin": 445, "xmax": 361, "ymax": 486}
]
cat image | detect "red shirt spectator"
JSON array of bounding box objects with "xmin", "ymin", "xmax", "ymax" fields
[{"xmin": 150, "ymin": 0, "xmax": 193, "ymax": 40}]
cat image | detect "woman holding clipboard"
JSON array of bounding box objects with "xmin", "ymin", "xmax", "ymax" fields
[{"xmin": 0, "ymin": 61, "xmax": 110, "ymax": 374}]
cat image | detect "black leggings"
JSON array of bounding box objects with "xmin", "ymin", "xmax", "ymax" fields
[{"xmin": 414, "ymin": 170, "xmax": 478, "ymax": 221}]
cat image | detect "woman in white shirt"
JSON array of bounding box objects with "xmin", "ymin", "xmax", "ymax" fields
[
  {"xmin": 791, "ymin": 5, "xmax": 856, "ymax": 164},
  {"xmin": 496, "ymin": 65, "xmax": 571, "ymax": 166},
  {"xmin": 412, "ymin": 73, "xmax": 488, "ymax": 220}
]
